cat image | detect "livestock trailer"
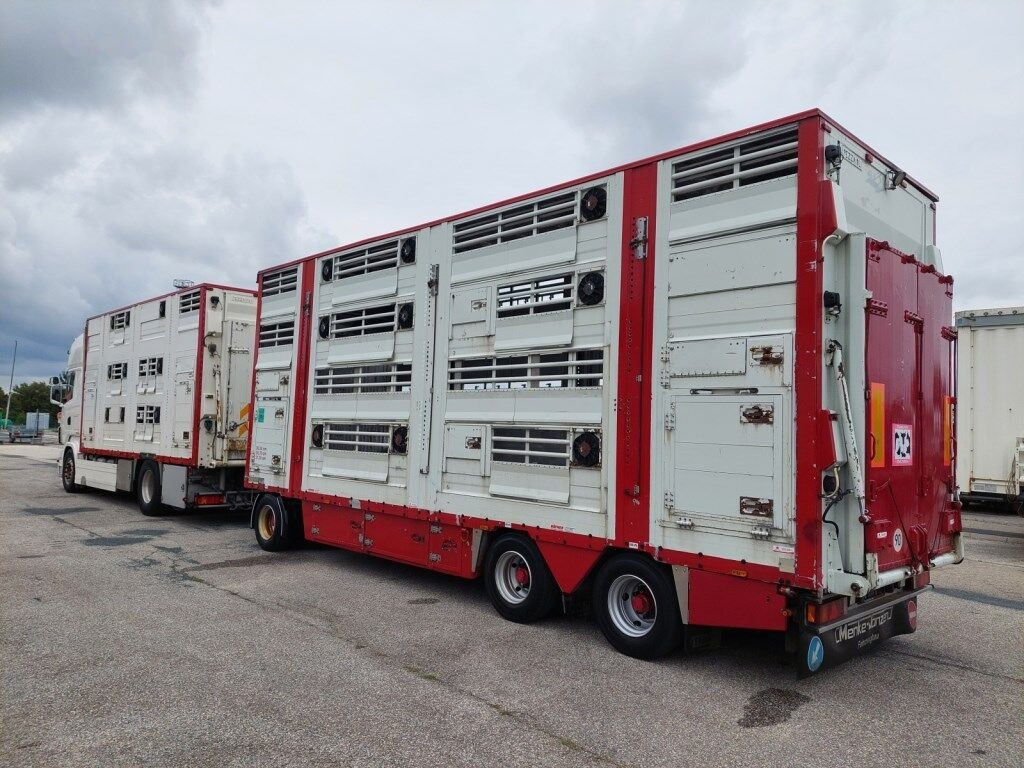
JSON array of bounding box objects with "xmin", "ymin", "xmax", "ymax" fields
[
  {"xmin": 57, "ymin": 284, "xmax": 258, "ymax": 514},
  {"xmin": 245, "ymin": 109, "xmax": 962, "ymax": 673},
  {"xmin": 956, "ymin": 306, "xmax": 1024, "ymax": 511}
]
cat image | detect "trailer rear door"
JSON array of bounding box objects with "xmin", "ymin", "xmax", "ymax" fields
[{"xmin": 864, "ymin": 239, "xmax": 956, "ymax": 574}]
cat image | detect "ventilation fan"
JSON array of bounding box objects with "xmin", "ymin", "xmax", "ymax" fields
[
  {"xmin": 397, "ymin": 303, "xmax": 414, "ymax": 330},
  {"xmin": 400, "ymin": 238, "xmax": 416, "ymax": 264},
  {"xmin": 580, "ymin": 186, "xmax": 607, "ymax": 221},
  {"xmin": 311, "ymin": 424, "xmax": 324, "ymax": 449},
  {"xmin": 572, "ymin": 431, "xmax": 601, "ymax": 467},
  {"xmin": 321, "ymin": 259, "xmax": 333, "ymax": 282},
  {"xmin": 577, "ymin": 272, "xmax": 605, "ymax": 306},
  {"xmin": 391, "ymin": 425, "xmax": 408, "ymax": 454},
  {"xmin": 318, "ymin": 316, "xmax": 330, "ymax": 339}
]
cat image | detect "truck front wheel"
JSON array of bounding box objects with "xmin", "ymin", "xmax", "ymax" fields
[
  {"xmin": 61, "ymin": 450, "xmax": 80, "ymax": 493},
  {"xmin": 135, "ymin": 459, "xmax": 164, "ymax": 516},
  {"xmin": 592, "ymin": 553, "xmax": 682, "ymax": 660}
]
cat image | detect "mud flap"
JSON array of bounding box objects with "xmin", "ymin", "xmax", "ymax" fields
[{"xmin": 797, "ymin": 588, "xmax": 924, "ymax": 677}]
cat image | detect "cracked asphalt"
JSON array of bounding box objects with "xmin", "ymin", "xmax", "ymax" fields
[{"xmin": 2, "ymin": 444, "xmax": 1022, "ymax": 767}]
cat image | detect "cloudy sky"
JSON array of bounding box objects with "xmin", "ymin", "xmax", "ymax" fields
[{"xmin": 1, "ymin": 1, "xmax": 1022, "ymax": 383}]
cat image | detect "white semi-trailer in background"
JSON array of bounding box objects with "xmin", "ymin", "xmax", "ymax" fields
[
  {"xmin": 956, "ymin": 306, "xmax": 1024, "ymax": 511},
  {"xmin": 52, "ymin": 283, "xmax": 258, "ymax": 515}
]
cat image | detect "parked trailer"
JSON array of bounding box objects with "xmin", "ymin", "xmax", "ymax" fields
[
  {"xmin": 245, "ymin": 109, "xmax": 963, "ymax": 673},
  {"xmin": 956, "ymin": 306, "xmax": 1024, "ymax": 512},
  {"xmin": 55, "ymin": 284, "xmax": 258, "ymax": 515}
]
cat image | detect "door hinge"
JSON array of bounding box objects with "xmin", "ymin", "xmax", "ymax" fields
[
  {"xmin": 664, "ymin": 407, "xmax": 676, "ymax": 431},
  {"xmin": 664, "ymin": 491, "xmax": 675, "ymax": 508},
  {"xmin": 750, "ymin": 525, "xmax": 772, "ymax": 540},
  {"xmin": 428, "ymin": 553, "xmax": 441, "ymax": 563},
  {"xmin": 673, "ymin": 516, "xmax": 694, "ymax": 530},
  {"xmin": 429, "ymin": 524, "xmax": 442, "ymax": 534},
  {"xmin": 364, "ymin": 512, "xmax": 375, "ymax": 522},
  {"xmin": 630, "ymin": 217, "xmax": 648, "ymax": 260},
  {"xmin": 363, "ymin": 537, "xmax": 374, "ymax": 548}
]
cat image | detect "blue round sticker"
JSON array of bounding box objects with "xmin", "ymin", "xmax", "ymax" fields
[{"xmin": 807, "ymin": 636, "xmax": 824, "ymax": 673}]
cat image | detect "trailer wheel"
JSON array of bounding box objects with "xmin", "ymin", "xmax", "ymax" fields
[
  {"xmin": 592, "ymin": 553, "xmax": 682, "ymax": 660},
  {"xmin": 254, "ymin": 495, "xmax": 291, "ymax": 551},
  {"xmin": 61, "ymin": 450, "xmax": 80, "ymax": 493},
  {"xmin": 135, "ymin": 459, "xmax": 164, "ymax": 516},
  {"xmin": 483, "ymin": 534, "xmax": 560, "ymax": 623}
]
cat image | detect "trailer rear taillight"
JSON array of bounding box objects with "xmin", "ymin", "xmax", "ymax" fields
[
  {"xmin": 805, "ymin": 597, "xmax": 846, "ymax": 625},
  {"xmin": 194, "ymin": 493, "xmax": 225, "ymax": 507}
]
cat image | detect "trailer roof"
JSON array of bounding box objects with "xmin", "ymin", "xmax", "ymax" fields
[
  {"xmin": 956, "ymin": 306, "xmax": 1024, "ymax": 328},
  {"xmin": 259, "ymin": 107, "xmax": 939, "ymax": 278},
  {"xmin": 85, "ymin": 283, "xmax": 256, "ymax": 324}
]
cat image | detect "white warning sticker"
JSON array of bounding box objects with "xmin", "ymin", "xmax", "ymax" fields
[{"xmin": 892, "ymin": 423, "xmax": 913, "ymax": 466}]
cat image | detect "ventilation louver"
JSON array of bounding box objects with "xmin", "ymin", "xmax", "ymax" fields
[
  {"xmin": 263, "ymin": 267, "xmax": 298, "ymax": 296},
  {"xmin": 671, "ymin": 128, "xmax": 798, "ymax": 203}
]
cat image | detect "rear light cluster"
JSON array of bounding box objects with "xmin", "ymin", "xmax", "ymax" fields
[{"xmin": 805, "ymin": 597, "xmax": 846, "ymax": 625}]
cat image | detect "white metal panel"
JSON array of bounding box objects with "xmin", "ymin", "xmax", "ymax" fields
[
  {"xmin": 494, "ymin": 310, "xmax": 573, "ymax": 351},
  {"xmin": 955, "ymin": 311, "xmax": 1024, "ymax": 495}
]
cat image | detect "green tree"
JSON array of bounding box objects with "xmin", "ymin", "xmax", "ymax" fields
[{"xmin": 5, "ymin": 381, "xmax": 59, "ymax": 427}]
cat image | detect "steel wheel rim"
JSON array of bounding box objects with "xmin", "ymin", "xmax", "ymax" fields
[
  {"xmin": 63, "ymin": 456, "xmax": 74, "ymax": 485},
  {"xmin": 607, "ymin": 574, "xmax": 657, "ymax": 638},
  {"xmin": 140, "ymin": 468, "xmax": 156, "ymax": 505},
  {"xmin": 257, "ymin": 505, "xmax": 277, "ymax": 541},
  {"xmin": 494, "ymin": 550, "xmax": 532, "ymax": 605}
]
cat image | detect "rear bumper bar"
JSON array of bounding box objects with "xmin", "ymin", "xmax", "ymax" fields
[{"xmin": 797, "ymin": 587, "xmax": 925, "ymax": 677}]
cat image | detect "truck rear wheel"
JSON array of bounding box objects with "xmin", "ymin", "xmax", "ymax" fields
[
  {"xmin": 135, "ymin": 459, "xmax": 164, "ymax": 516},
  {"xmin": 61, "ymin": 450, "xmax": 80, "ymax": 493},
  {"xmin": 592, "ymin": 553, "xmax": 682, "ymax": 660},
  {"xmin": 254, "ymin": 495, "xmax": 291, "ymax": 551},
  {"xmin": 483, "ymin": 534, "xmax": 560, "ymax": 623}
]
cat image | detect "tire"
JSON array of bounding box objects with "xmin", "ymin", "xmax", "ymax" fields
[
  {"xmin": 61, "ymin": 450, "xmax": 80, "ymax": 493},
  {"xmin": 483, "ymin": 534, "xmax": 561, "ymax": 623},
  {"xmin": 135, "ymin": 459, "xmax": 164, "ymax": 516},
  {"xmin": 254, "ymin": 495, "xmax": 292, "ymax": 551},
  {"xmin": 592, "ymin": 553, "xmax": 682, "ymax": 660}
]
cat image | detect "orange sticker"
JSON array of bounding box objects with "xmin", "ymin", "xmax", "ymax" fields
[{"xmin": 870, "ymin": 382, "xmax": 886, "ymax": 468}]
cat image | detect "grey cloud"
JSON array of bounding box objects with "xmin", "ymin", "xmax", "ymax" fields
[{"xmin": 0, "ymin": 0, "xmax": 215, "ymax": 123}]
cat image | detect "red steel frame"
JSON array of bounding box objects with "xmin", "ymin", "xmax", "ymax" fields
[
  {"xmin": 77, "ymin": 283, "xmax": 256, "ymax": 469},
  {"xmin": 244, "ymin": 110, "xmax": 941, "ymax": 623}
]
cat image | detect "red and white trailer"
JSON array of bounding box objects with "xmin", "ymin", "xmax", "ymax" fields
[
  {"xmin": 58, "ymin": 284, "xmax": 258, "ymax": 515},
  {"xmin": 245, "ymin": 109, "xmax": 963, "ymax": 673}
]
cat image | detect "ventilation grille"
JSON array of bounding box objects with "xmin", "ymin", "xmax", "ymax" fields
[
  {"xmin": 493, "ymin": 427, "xmax": 570, "ymax": 467},
  {"xmin": 138, "ymin": 357, "xmax": 163, "ymax": 376},
  {"xmin": 259, "ymin": 320, "xmax": 295, "ymax": 348},
  {"xmin": 321, "ymin": 422, "xmax": 393, "ymax": 453},
  {"xmin": 449, "ymin": 349, "xmax": 603, "ymax": 390},
  {"xmin": 453, "ymin": 191, "xmax": 577, "ymax": 254},
  {"xmin": 314, "ymin": 363, "xmax": 412, "ymax": 395},
  {"xmin": 497, "ymin": 274, "xmax": 573, "ymax": 318},
  {"xmin": 179, "ymin": 291, "xmax": 200, "ymax": 314},
  {"xmin": 263, "ymin": 267, "xmax": 298, "ymax": 296},
  {"xmin": 325, "ymin": 241, "xmax": 400, "ymax": 282},
  {"xmin": 325, "ymin": 303, "xmax": 398, "ymax": 339},
  {"xmin": 110, "ymin": 311, "xmax": 131, "ymax": 330},
  {"xmin": 136, "ymin": 405, "xmax": 161, "ymax": 424},
  {"xmin": 671, "ymin": 128, "xmax": 798, "ymax": 202},
  {"xmin": 107, "ymin": 362, "xmax": 128, "ymax": 381}
]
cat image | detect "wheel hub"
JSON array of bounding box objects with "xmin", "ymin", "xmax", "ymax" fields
[
  {"xmin": 630, "ymin": 591, "xmax": 652, "ymax": 615},
  {"xmin": 514, "ymin": 566, "xmax": 530, "ymax": 587}
]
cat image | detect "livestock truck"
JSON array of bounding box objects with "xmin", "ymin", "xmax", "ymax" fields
[
  {"xmin": 956, "ymin": 306, "xmax": 1024, "ymax": 512},
  {"xmin": 54, "ymin": 284, "xmax": 258, "ymax": 514},
  {"xmin": 245, "ymin": 109, "xmax": 962, "ymax": 674}
]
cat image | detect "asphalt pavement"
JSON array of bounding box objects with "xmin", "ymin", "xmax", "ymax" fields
[{"xmin": 2, "ymin": 444, "xmax": 1022, "ymax": 767}]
